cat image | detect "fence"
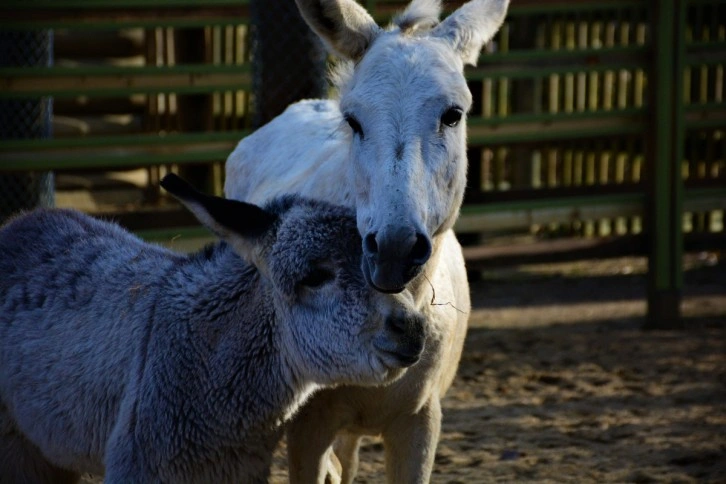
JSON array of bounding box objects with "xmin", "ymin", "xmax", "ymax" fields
[
  {"xmin": 0, "ymin": 30, "xmax": 54, "ymax": 221},
  {"xmin": 438, "ymin": 0, "xmax": 726, "ymax": 328},
  {"xmin": 0, "ymin": 0, "xmax": 724, "ymax": 328}
]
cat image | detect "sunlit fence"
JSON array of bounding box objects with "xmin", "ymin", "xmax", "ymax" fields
[
  {"xmin": 0, "ymin": 1, "xmax": 254, "ymax": 205},
  {"xmin": 0, "ymin": 0, "xmax": 330, "ymax": 228},
  {"xmin": 455, "ymin": 0, "xmax": 725, "ymax": 239}
]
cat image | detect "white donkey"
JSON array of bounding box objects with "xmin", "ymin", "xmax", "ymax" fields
[{"xmin": 225, "ymin": 0, "xmax": 509, "ymax": 482}]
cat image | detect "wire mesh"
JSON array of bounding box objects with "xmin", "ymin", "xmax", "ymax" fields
[
  {"xmin": 249, "ymin": 0, "xmax": 327, "ymax": 128},
  {"xmin": 0, "ymin": 30, "xmax": 54, "ymax": 224}
]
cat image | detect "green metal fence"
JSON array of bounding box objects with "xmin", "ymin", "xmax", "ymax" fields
[
  {"xmin": 0, "ymin": 3, "xmax": 253, "ymax": 173},
  {"xmin": 0, "ymin": 0, "xmax": 724, "ymax": 328}
]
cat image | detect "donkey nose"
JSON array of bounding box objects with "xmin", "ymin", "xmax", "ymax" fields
[
  {"xmin": 410, "ymin": 232, "xmax": 432, "ymax": 266},
  {"xmin": 363, "ymin": 231, "xmax": 432, "ymax": 267},
  {"xmin": 363, "ymin": 229, "xmax": 432, "ymax": 293},
  {"xmin": 386, "ymin": 311, "xmax": 424, "ymax": 336},
  {"xmin": 385, "ymin": 312, "xmax": 425, "ymax": 367},
  {"xmin": 363, "ymin": 232, "xmax": 379, "ymax": 255}
]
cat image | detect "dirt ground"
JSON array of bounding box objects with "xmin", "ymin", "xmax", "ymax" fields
[{"xmin": 79, "ymin": 253, "xmax": 725, "ymax": 483}]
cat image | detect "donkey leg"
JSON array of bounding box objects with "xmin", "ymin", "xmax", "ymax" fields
[
  {"xmin": 287, "ymin": 400, "xmax": 343, "ymax": 484},
  {"xmin": 332, "ymin": 432, "xmax": 362, "ymax": 484},
  {"xmin": 381, "ymin": 396, "xmax": 442, "ymax": 484}
]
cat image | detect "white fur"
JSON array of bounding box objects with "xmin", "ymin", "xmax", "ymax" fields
[{"xmin": 225, "ymin": 0, "xmax": 509, "ymax": 482}]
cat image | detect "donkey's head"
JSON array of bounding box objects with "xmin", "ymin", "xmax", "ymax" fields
[
  {"xmin": 161, "ymin": 174, "xmax": 426, "ymax": 386},
  {"xmin": 296, "ymin": 0, "xmax": 509, "ymax": 292}
]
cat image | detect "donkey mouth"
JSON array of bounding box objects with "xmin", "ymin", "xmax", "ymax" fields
[
  {"xmin": 380, "ymin": 348, "xmax": 421, "ymax": 368},
  {"xmin": 370, "ymin": 281, "xmax": 406, "ymax": 295},
  {"xmin": 374, "ymin": 341, "xmax": 424, "ymax": 369}
]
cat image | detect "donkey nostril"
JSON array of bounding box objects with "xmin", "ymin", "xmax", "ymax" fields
[
  {"xmin": 363, "ymin": 232, "xmax": 378, "ymax": 255},
  {"xmin": 385, "ymin": 315, "xmax": 406, "ymax": 335},
  {"xmin": 409, "ymin": 233, "xmax": 432, "ymax": 265}
]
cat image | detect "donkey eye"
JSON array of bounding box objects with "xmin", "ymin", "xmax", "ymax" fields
[
  {"xmin": 299, "ymin": 267, "xmax": 335, "ymax": 289},
  {"xmin": 440, "ymin": 107, "xmax": 463, "ymax": 128},
  {"xmin": 344, "ymin": 113, "xmax": 364, "ymax": 138}
]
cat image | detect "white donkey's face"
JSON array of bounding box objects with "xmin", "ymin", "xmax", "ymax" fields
[
  {"xmin": 296, "ymin": 0, "xmax": 510, "ymax": 292},
  {"xmin": 340, "ymin": 35, "xmax": 471, "ymax": 292}
]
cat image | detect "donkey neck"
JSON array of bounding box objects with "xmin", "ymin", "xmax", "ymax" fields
[{"xmin": 153, "ymin": 245, "xmax": 311, "ymax": 442}]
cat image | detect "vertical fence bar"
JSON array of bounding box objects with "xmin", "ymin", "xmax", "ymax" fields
[
  {"xmin": 645, "ymin": 0, "xmax": 686, "ymax": 329},
  {"xmin": 510, "ymin": 15, "xmax": 535, "ymax": 191},
  {"xmin": 175, "ymin": 27, "xmax": 215, "ymax": 194}
]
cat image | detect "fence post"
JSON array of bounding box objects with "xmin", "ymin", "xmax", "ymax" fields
[
  {"xmin": 509, "ymin": 16, "xmax": 536, "ymax": 192},
  {"xmin": 174, "ymin": 27, "xmax": 215, "ymax": 194},
  {"xmin": 0, "ymin": 30, "xmax": 54, "ymax": 224},
  {"xmin": 250, "ymin": 0, "xmax": 327, "ymax": 129},
  {"xmin": 645, "ymin": 0, "xmax": 686, "ymax": 329}
]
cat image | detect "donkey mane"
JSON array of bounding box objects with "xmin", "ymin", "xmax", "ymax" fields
[{"xmin": 328, "ymin": 61, "xmax": 353, "ymax": 97}]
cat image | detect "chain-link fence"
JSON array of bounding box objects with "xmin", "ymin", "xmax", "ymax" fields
[
  {"xmin": 250, "ymin": 0, "xmax": 327, "ymax": 128},
  {"xmin": 0, "ymin": 31, "xmax": 54, "ymax": 224}
]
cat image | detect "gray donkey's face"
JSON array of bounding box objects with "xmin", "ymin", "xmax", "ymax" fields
[
  {"xmin": 161, "ymin": 175, "xmax": 425, "ymax": 387},
  {"xmin": 267, "ymin": 202, "xmax": 425, "ymax": 385}
]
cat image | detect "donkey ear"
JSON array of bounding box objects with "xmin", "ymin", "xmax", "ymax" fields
[
  {"xmin": 161, "ymin": 174, "xmax": 277, "ymax": 258},
  {"xmin": 430, "ymin": 0, "xmax": 509, "ymax": 66},
  {"xmin": 295, "ymin": 0, "xmax": 382, "ymax": 61}
]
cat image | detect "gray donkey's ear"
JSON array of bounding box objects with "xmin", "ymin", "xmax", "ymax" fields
[
  {"xmin": 161, "ymin": 174, "xmax": 277, "ymax": 260},
  {"xmin": 431, "ymin": 0, "xmax": 509, "ymax": 66},
  {"xmin": 295, "ymin": 0, "xmax": 382, "ymax": 61}
]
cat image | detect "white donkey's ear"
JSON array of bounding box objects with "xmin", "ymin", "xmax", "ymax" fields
[
  {"xmin": 160, "ymin": 174, "xmax": 277, "ymax": 264},
  {"xmin": 295, "ymin": 0, "xmax": 382, "ymax": 61},
  {"xmin": 431, "ymin": 0, "xmax": 509, "ymax": 66}
]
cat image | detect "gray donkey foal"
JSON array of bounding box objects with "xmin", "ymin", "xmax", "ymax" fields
[{"xmin": 0, "ymin": 174, "xmax": 424, "ymax": 484}]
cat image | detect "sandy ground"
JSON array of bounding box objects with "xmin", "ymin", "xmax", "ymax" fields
[{"xmin": 78, "ymin": 253, "xmax": 725, "ymax": 483}]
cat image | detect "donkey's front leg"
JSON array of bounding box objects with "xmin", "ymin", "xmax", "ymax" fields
[
  {"xmin": 333, "ymin": 431, "xmax": 362, "ymax": 484},
  {"xmin": 287, "ymin": 400, "xmax": 343, "ymax": 484},
  {"xmin": 382, "ymin": 396, "xmax": 442, "ymax": 484}
]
